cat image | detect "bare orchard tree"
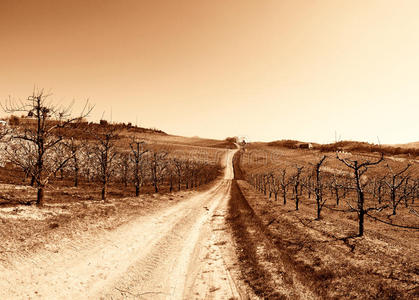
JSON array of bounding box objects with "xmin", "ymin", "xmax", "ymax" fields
[
  {"xmin": 4, "ymin": 138, "xmax": 37, "ymax": 185},
  {"xmin": 313, "ymin": 155, "xmax": 327, "ymax": 220},
  {"xmin": 149, "ymin": 150, "xmax": 168, "ymax": 193},
  {"xmin": 118, "ymin": 151, "xmax": 131, "ymax": 188},
  {"xmin": 93, "ymin": 126, "xmax": 119, "ymax": 200},
  {"xmin": 270, "ymin": 173, "xmax": 281, "ymax": 201},
  {"xmin": 81, "ymin": 142, "xmax": 96, "ymax": 182},
  {"xmin": 129, "ymin": 139, "xmax": 148, "ymax": 196},
  {"xmin": 51, "ymin": 142, "xmax": 70, "ymax": 180},
  {"xmin": 279, "ymin": 168, "xmax": 291, "ymax": 205},
  {"xmin": 291, "ymin": 165, "xmax": 304, "ymax": 210},
  {"xmin": 172, "ymin": 158, "xmax": 184, "ymax": 191},
  {"xmin": 411, "ymin": 178, "xmax": 419, "ymax": 204},
  {"xmin": 2, "ymin": 89, "xmax": 92, "ymax": 206},
  {"xmin": 336, "ymin": 152, "xmax": 384, "ymax": 236},
  {"xmin": 330, "ymin": 173, "xmax": 342, "ymax": 206},
  {"xmin": 304, "ymin": 173, "xmax": 313, "ymax": 199},
  {"xmin": 166, "ymin": 161, "xmax": 175, "ymax": 192},
  {"xmin": 63, "ymin": 137, "xmax": 83, "ymax": 187},
  {"xmin": 383, "ymin": 163, "xmax": 411, "ymax": 215},
  {"xmin": 371, "ymin": 175, "xmax": 386, "ymax": 204}
]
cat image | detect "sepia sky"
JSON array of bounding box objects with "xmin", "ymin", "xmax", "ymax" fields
[{"xmin": 1, "ymin": 0, "xmax": 418, "ymax": 144}]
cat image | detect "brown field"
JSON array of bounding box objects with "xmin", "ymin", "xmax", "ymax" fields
[{"xmin": 228, "ymin": 143, "xmax": 419, "ymax": 299}]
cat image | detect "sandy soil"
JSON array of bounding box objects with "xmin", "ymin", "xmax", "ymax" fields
[{"xmin": 0, "ymin": 149, "xmax": 251, "ymax": 299}]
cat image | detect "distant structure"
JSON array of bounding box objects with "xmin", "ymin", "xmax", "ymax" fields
[
  {"xmin": 0, "ymin": 120, "xmax": 7, "ymax": 126},
  {"xmin": 237, "ymin": 135, "xmax": 248, "ymax": 144},
  {"xmin": 298, "ymin": 142, "xmax": 313, "ymax": 149}
]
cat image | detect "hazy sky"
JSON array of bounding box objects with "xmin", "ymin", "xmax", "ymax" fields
[{"xmin": 1, "ymin": 0, "xmax": 418, "ymax": 144}]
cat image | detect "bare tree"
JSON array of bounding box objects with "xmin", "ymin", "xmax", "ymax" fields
[
  {"xmin": 64, "ymin": 137, "xmax": 83, "ymax": 187},
  {"xmin": 166, "ymin": 161, "xmax": 175, "ymax": 192},
  {"xmin": 383, "ymin": 163, "xmax": 411, "ymax": 215},
  {"xmin": 149, "ymin": 150, "xmax": 168, "ymax": 193},
  {"xmin": 93, "ymin": 126, "xmax": 119, "ymax": 200},
  {"xmin": 2, "ymin": 89, "xmax": 92, "ymax": 205},
  {"xmin": 313, "ymin": 156, "xmax": 327, "ymax": 219},
  {"xmin": 81, "ymin": 142, "xmax": 96, "ymax": 183},
  {"xmin": 279, "ymin": 168, "xmax": 291, "ymax": 205},
  {"xmin": 330, "ymin": 173, "xmax": 342, "ymax": 206},
  {"xmin": 130, "ymin": 140, "xmax": 148, "ymax": 196},
  {"xmin": 336, "ymin": 153, "xmax": 384, "ymax": 236},
  {"xmin": 173, "ymin": 158, "xmax": 184, "ymax": 191},
  {"xmin": 118, "ymin": 151, "xmax": 131, "ymax": 188},
  {"xmin": 270, "ymin": 173, "xmax": 280, "ymax": 201},
  {"xmin": 4, "ymin": 138, "xmax": 37, "ymax": 185},
  {"xmin": 304, "ymin": 173, "xmax": 313, "ymax": 199},
  {"xmin": 371, "ymin": 175, "xmax": 386, "ymax": 204},
  {"xmin": 51, "ymin": 142, "xmax": 70, "ymax": 180},
  {"xmin": 292, "ymin": 166, "xmax": 304, "ymax": 210}
]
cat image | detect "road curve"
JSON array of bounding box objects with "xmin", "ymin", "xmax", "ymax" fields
[{"xmin": 0, "ymin": 149, "xmax": 241, "ymax": 299}]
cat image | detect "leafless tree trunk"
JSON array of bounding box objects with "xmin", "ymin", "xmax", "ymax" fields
[
  {"xmin": 383, "ymin": 163, "xmax": 411, "ymax": 215},
  {"xmin": 279, "ymin": 169, "xmax": 290, "ymax": 205},
  {"xmin": 149, "ymin": 150, "xmax": 168, "ymax": 193},
  {"xmin": 130, "ymin": 140, "xmax": 148, "ymax": 196},
  {"xmin": 336, "ymin": 153, "xmax": 384, "ymax": 236},
  {"xmin": 93, "ymin": 127, "xmax": 119, "ymax": 201},
  {"xmin": 292, "ymin": 166, "xmax": 304, "ymax": 211},
  {"xmin": 64, "ymin": 137, "xmax": 82, "ymax": 187},
  {"xmin": 313, "ymin": 156, "xmax": 327, "ymax": 219},
  {"xmin": 173, "ymin": 158, "xmax": 184, "ymax": 191},
  {"xmin": 118, "ymin": 152, "xmax": 131, "ymax": 188},
  {"xmin": 331, "ymin": 173, "xmax": 341, "ymax": 206}
]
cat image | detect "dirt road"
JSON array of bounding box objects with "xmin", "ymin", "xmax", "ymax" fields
[{"xmin": 0, "ymin": 149, "xmax": 246, "ymax": 299}]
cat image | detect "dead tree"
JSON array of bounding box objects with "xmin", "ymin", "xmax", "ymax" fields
[
  {"xmin": 383, "ymin": 163, "xmax": 411, "ymax": 215},
  {"xmin": 129, "ymin": 140, "xmax": 148, "ymax": 196},
  {"xmin": 93, "ymin": 127, "xmax": 119, "ymax": 200},
  {"xmin": 2, "ymin": 89, "xmax": 92, "ymax": 205},
  {"xmin": 336, "ymin": 153, "xmax": 384, "ymax": 236}
]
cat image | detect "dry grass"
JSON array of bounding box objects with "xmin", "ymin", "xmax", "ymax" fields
[{"xmin": 231, "ymin": 147, "xmax": 419, "ymax": 299}]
